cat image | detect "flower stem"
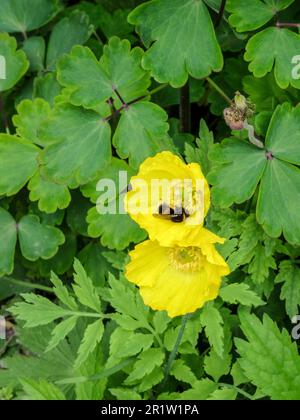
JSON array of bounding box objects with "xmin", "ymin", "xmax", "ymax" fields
[
  {"xmin": 206, "ymin": 77, "xmax": 231, "ymax": 104},
  {"xmin": 163, "ymin": 313, "xmax": 191, "ymax": 383},
  {"xmin": 180, "ymin": 80, "xmax": 191, "ymax": 133},
  {"xmin": 215, "ymin": 0, "xmax": 227, "ymax": 28},
  {"xmin": 276, "ymin": 22, "xmax": 300, "ymax": 28}
]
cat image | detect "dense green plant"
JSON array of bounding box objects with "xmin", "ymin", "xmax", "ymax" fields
[{"xmin": 1, "ymin": 0, "xmax": 300, "ymax": 401}]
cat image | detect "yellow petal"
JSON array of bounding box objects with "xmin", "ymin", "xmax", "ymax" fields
[{"xmin": 125, "ymin": 239, "xmax": 230, "ymax": 318}]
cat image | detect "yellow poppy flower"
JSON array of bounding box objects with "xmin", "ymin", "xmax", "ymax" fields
[
  {"xmin": 125, "ymin": 151, "xmax": 210, "ymax": 247},
  {"xmin": 125, "ymin": 233, "xmax": 230, "ymax": 318}
]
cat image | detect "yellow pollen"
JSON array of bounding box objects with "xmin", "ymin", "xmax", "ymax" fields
[{"xmin": 168, "ymin": 247, "xmax": 205, "ymax": 272}]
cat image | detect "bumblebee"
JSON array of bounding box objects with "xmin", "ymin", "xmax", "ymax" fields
[{"xmin": 155, "ymin": 203, "xmax": 190, "ymax": 223}]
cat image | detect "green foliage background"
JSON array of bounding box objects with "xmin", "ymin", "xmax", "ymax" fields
[{"xmin": 1, "ymin": 0, "xmax": 300, "ymax": 401}]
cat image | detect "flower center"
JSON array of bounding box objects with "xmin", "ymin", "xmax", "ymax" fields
[{"xmin": 168, "ymin": 247, "xmax": 205, "ymax": 272}]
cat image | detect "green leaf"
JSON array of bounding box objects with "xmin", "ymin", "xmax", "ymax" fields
[
  {"xmin": 46, "ymin": 316, "xmax": 78, "ymax": 352},
  {"xmin": 200, "ymin": 305, "xmax": 224, "ymax": 357},
  {"xmin": 13, "ymin": 98, "xmax": 52, "ymax": 146},
  {"xmin": 170, "ymin": 359, "xmax": 198, "ymax": 385},
  {"xmin": 28, "ymin": 172, "xmax": 71, "ymax": 214},
  {"xmin": 50, "ymin": 272, "xmax": 78, "ymax": 311},
  {"xmin": 0, "ymin": 208, "xmax": 17, "ymax": 276},
  {"xmin": 46, "ymin": 10, "xmax": 93, "ymax": 71},
  {"xmin": 0, "ymin": 135, "xmax": 39, "ymax": 196},
  {"xmin": 0, "ymin": 33, "xmax": 29, "ymax": 92},
  {"xmin": 113, "ymin": 101, "xmax": 170, "ymax": 169},
  {"xmin": 57, "ymin": 37, "xmax": 150, "ymax": 109},
  {"xmin": 109, "ymin": 388, "xmax": 142, "ymax": 400},
  {"xmin": 204, "ymin": 349, "xmax": 231, "ymax": 382},
  {"xmin": 22, "ymin": 36, "xmax": 45, "ymax": 72},
  {"xmin": 108, "ymin": 328, "xmax": 153, "ymax": 363},
  {"xmin": 20, "ymin": 378, "xmax": 66, "ymax": 400},
  {"xmin": 33, "ymin": 72, "xmax": 61, "ymax": 106},
  {"xmin": 208, "ymin": 139, "xmax": 267, "ymax": 207},
  {"xmin": 0, "ymin": 0, "xmax": 60, "ymax": 32},
  {"xmin": 84, "ymin": 158, "xmax": 147, "ymax": 250},
  {"xmin": 227, "ymin": 0, "xmax": 294, "ymax": 32},
  {"xmin": 138, "ymin": 366, "xmax": 164, "ymax": 392},
  {"xmin": 265, "ymin": 103, "xmax": 300, "ymax": 166},
  {"xmin": 72, "ymin": 259, "xmax": 101, "ymax": 313},
  {"xmin": 220, "ymin": 283, "xmax": 265, "ymax": 307},
  {"xmin": 245, "ymin": 28, "xmax": 300, "ymax": 89},
  {"xmin": 128, "ymin": 0, "xmax": 223, "ymax": 87},
  {"xmin": 179, "ymin": 379, "xmax": 218, "ymax": 400},
  {"xmin": 18, "ymin": 214, "xmax": 65, "ymax": 261},
  {"xmin": 40, "ymin": 104, "xmax": 111, "ymax": 187},
  {"xmin": 124, "ymin": 348, "xmax": 165, "ymax": 384},
  {"xmin": 275, "ymin": 260, "xmax": 300, "ymax": 318},
  {"xmin": 236, "ymin": 310, "xmax": 300, "ymax": 400},
  {"xmin": 257, "ymin": 158, "xmax": 300, "ymax": 244},
  {"xmin": 107, "ymin": 274, "xmax": 149, "ymax": 326},
  {"xmin": 10, "ymin": 293, "xmax": 71, "ymax": 327},
  {"xmin": 78, "ymin": 243, "xmax": 112, "ymax": 288},
  {"xmin": 185, "ymin": 119, "xmax": 214, "ymax": 176},
  {"xmin": 207, "ymin": 387, "xmax": 237, "ymax": 400},
  {"xmin": 75, "ymin": 319, "xmax": 104, "ymax": 369}
]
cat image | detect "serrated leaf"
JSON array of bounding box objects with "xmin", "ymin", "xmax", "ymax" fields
[
  {"xmin": 46, "ymin": 10, "xmax": 93, "ymax": 71},
  {"xmin": 207, "ymin": 387, "xmax": 237, "ymax": 400},
  {"xmin": 0, "ymin": 0, "xmax": 60, "ymax": 32},
  {"xmin": 109, "ymin": 388, "xmax": 142, "ymax": 400},
  {"xmin": 138, "ymin": 366, "xmax": 164, "ymax": 392},
  {"xmin": 75, "ymin": 319, "xmax": 104, "ymax": 369},
  {"xmin": 245, "ymin": 27, "xmax": 300, "ymax": 89},
  {"xmin": 220, "ymin": 283, "xmax": 265, "ymax": 307},
  {"xmin": 124, "ymin": 348, "xmax": 165, "ymax": 384},
  {"xmin": 179, "ymin": 379, "xmax": 218, "ymax": 400},
  {"xmin": 113, "ymin": 101, "xmax": 170, "ymax": 169},
  {"xmin": 0, "ymin": 207, "xmax": 17, "ymax": 276},
  {"xmin": 236, "ymin": 310, "xmax": 300, "ymax": 400},
  {"xmin": 275, "ymin": 260, "xmax": 300, "ymax": 318},
  {"xmin": 18, "ymin": 214, "xmax": 65, "ymax": 261},
  {"xmin": 200, "ymin": 305, "xmax": 224, "ymax": 357},
  {"xmin": 10, "ymin": 293, "xmax": 71, "ymax": 327},
  {"xmin": 50, "ymin": 272, "xmax": 78, "ymax": 311},
  {"xmin": 128, "ymin": 0, "xmax": 223, "ymax": 87},
  {"xmin": 208, "ymin": 139, "xmax": 267, "ymax": 207},
  {"xmin": 0, "ymin": 33, "xmax": 29, "ymax": 92},
  {"xmin": 13, "ymin": 98, "xmax": 52, "ymax": 146},
  {"xmin": 72, "ymin": 259, "xmax": 101, "ymax": 313},
  {"xmin": 204, "ymin": 349, "xmax": 231, "ymax": 382},
  {"xmin": 57, "ymin": 37, "xmax": 150, "ymax": 109},
  {"xmin": 109, "ymin": 328, "xmax": 153, "ymax": 363},
  {"xmin": 46, "ymin": 316, "xmax": 78, "ymax": 352},
  {"xmin": 248, "ymin": 242, "xmax": 276, "ymax": 283},
  {"xmin": 227, "ymin": 0, "xmax": 294, "ymax": 32},
  {"xmin": 0, "ymin": 134, "xmax": 39, "ymax": 196},
  {"xmin": 40, "ymin": 104, "xmax": 111, "ymax": 187},
  {"xmin": 170, "ymin": 359, "xmax": 197, "ymax": 385},
  {"xmin": 20, "ymin": 378, "xmax": 66, "ymax": 400}
]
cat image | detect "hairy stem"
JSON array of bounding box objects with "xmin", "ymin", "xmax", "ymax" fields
[
  {"xmin": 179, "ymin": 80, "xmax": 191, "ymax": 133},
  {"xmin": 215, "ymin": 0, "xmax": 227, "ymax": 28},
  {"xmin": 206, "ymin": 77, "xmax": 231, "ymax": 104},
  {"xmin": 243, "ymin": 120, "xmax": 264, "ymax": 149}
]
